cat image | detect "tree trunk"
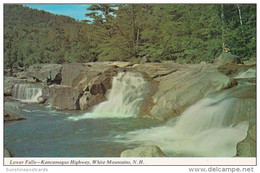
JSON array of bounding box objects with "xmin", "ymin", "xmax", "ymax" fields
[
  {"xmin": 221, "ymin": 4, "xmax": 225, "ymax": 52},
  {"xmin": 136, "ymin": 29, "xmax": 140, "ymax": 48},
  {"xmin": 237, "ymin": 4, "xmax": 243, "ymax": 26}
]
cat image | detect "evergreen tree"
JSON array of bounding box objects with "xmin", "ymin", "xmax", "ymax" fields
[{"xmin": 4, "ymin": 4, "xmax": 256, "ymax": 68}]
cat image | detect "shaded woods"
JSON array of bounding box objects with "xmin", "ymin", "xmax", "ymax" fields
[{"xmin": 4, "ymin": 4, "xmax": 256, "ymax": 68}]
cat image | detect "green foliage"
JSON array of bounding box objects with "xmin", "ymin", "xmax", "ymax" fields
[
  {"xmin": 4, "ymin": 5, "xmax": 96, "ymax": 68},
  {"xmin": 4, "ymin": 4, "xmax": 256, "ymax": 68},
  {"xmin": 222, "ymin": 4, "xmax": 256, "ymax": 60}
]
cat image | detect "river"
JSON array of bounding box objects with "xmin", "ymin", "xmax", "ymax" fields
[{"xmin": 4, "ymin": 69, "xmax": 255, "ymax": 157}]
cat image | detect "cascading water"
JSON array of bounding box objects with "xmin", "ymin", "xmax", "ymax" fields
[
  {"xmin": 68, "ymin": 72, "xmax": 149, "ymax": 120},
  {"xmin": 112, "ymin": 67, "xmax": 255, "ymax": 157},
  {"xmin": 12, "ymin": 83, "xmax": 42, "ymax": 102},
  {"xmin": 5, "ymin": 67, "xmax": 255, "ymax": 157},
  {"xmin": 67, "ymin": 67, "xmax": 254, "ymax": 156},
  {"xmin": 115, "ymin": 95, "xmax": 249, "ymax": 157},
  {"xmin": 235, "ymin": 67, "xmax": 256, "ymax": 79}
]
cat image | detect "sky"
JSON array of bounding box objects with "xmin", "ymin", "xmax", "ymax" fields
[{"xmin": 24, "ymin": 4, "xmax": 91, "ymax": 21}]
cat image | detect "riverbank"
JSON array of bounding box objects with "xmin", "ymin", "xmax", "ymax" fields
[{"xmin": 4, "ymin": 57, "xmax": 256, "ymax": 157}]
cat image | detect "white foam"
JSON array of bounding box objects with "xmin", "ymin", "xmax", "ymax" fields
[
  {"xmin": 115, "ymin": 97, "xmax": 249, "ymax": 157},
  {"xmin": 67, "ymin": 72, "xmax": 149, "ymax": 120},
  {"xmin": 13, "ymin": 83, "xmax": 42, "ymax": 103},
  {"xmin": 235, "ymin": 67, "xmax": 256, "ymax": 79}
]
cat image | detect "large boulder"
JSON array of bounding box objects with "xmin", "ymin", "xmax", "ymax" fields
[
  {"xmin": 4, "ymin": 77, "xmax": 24, "ymax": 96},
  {"xmin": 37, "ymin": 96, "xmax": 46, "ymax": 104},
  {"xmin": 4, "ymin": 148, "xmax": 13, "ymax": 157},
  {"xmin": 140, "ymin": 56, "xmax": 149, "ymax": 64},
  {"xmin": 61, "ymin": 63, "xmax": 118, "ymax": 90},
  {"xmin": 229, "ymin": 82, "xmax": 256, "ymax": 157},
  {"xmin": 47, "ymin": 86, "xmax": 81, "ymax": 110},
  {"xmin": 78, "ymin": 68, "xmax": 117, "ymax": 110},
  {"xmin": 79, "ymin": 93, "xmax": 106, "ymax": 110},
  {"xmin": 216, "ymin": 64, "xmax": 255, "ymax": 78},
  {"xmin": 61, "ymin": 63, "xmax": 84, "ymax": 87},
  {"xmin": 237, "ymin": 122, "xmax": 256, "ymax": 157},
  {"xmin": 4, "ymin": 110, "xmax": 26, "ymax": 122},
  {"xmin": 138, "ymin": 63, "xmax": 232, "ymax": 121},
  {"xmin": 26, "ymin": 64, "xmax": 62, "ymax": 84},
  {"xmin": 4, "ymin": 102, "xmax": 22, "ymax": 112},
  {"xmin": 76, "ymin": 75, "xmax": 90, "ymax": 91},
  {"xmin": 120, "ymin": 145, "xmax": 167, "ymax": 157},
  {"xmin": 75, "ymin": 68, "xmax": 114, "ymax": 92},
  {"xmin": 228, "ymin": 85, "xmax": 255, "ymax": 157},
  {"xmin": 89, "ymin": 69, "xmax": 117, "ymax": 95},
  {"xmin": 41, "ymin": 63, "xmax": 119, "ymax": 110},
  {"xmin": 89, "ymin": 77, "xmax": 106, "ymax": 95},
  {"xmin": 79, "ymin": 94, "xmax": 90, "ymax": 110},
  {"xmin": 200, "ymin": 77, "xmax": 256, "ymax": 157},
  {"xmin": 214, "ymin": 52, "xmax": 243, "ymax": 66}
]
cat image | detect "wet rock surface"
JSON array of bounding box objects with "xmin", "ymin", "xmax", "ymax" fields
[
  {"xmin": 4, "ymin": 62, "xmax": 256, "ymax": 157},
  {"xmin": 4, "ymin": 110, "xmax": 26, "ymax": 122},
  {"xmin": 137, "ymin": 63, "xmax": 232, "ymax": 121}
]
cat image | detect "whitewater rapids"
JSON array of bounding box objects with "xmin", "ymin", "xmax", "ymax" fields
[
  {"xmin": 67, "ymin": 72, "xmax": 149, "ymax": 120},
  {"xmin": 114, "ymin": 96, "xmax": 249, "ymax": 157}
]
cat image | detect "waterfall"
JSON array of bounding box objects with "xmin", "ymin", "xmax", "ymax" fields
[
  {"xmin": 12, "ymin": 83, "xmax": 42, "ymax": 102},
  {"xmin": 235, "ymin": 67, "xmax": 256, "ymax": 79},
  {"xmin": 115, "ymin": 95, "xmax": 249, "ymax": 157},
  {"xmin": 68, "ymin": 72, "xmax": 149, "ymax": 120}
]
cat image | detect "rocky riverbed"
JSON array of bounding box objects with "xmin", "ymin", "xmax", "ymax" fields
[{"xmin": 4, "ymin": 53, "xmax": 256, "ymax": 157}]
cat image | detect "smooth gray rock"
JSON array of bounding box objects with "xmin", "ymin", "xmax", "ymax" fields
[
  {"xmin": 140, "ymin": 56, "xmax": 148, "ymax": 64},
  {"xmin": 79, "ymin": 93, "xmax": 105, "ymax": 110},
  {"xmin": 37, "ymin": 96, "xmax": 46, "ymax": 104},
  {"xmin": 61, "ymin": 63, "xmax": 84, "ymax": 87},
  {"xmin": 4, "ymin": 101, "xmax": 22, "ymax": 112},
  {"xmin": 42, "ymin": 63, "xmax": 119, "ymax": 110},
  {"xmin": 26, "ymin": 64, "xmax": 62, "ymax": 84},
  {"xmin": 120, "ymin": 145, "xmax": 167, "ymax": 157},
  {"xmin": 236, "ymin": 121, "xmax": 256, "ymax": 157},
  {"xmin": 4, "ymin": 110, "xmax": 26, "ymax": 122},
  {"xmin": 89, "ymin": 71, "xmax": 115, "ymax": 95},
  {"xmin": 47, "ymin": 86, "xmax": 81, "ymax": 110},
  {"xmin": 4, "ymin": 148, "xmax": 12, "ymax": 157},
  {"xmin": 4, "ymin": 77, "xmax": 24, "ymax": 96},
  {"xmin": 214, "ymin": 52, "xmax": 242, "ymax": 66},
  {"xmin": 138, "ymin": 63, "xmax": 232, "ymax": 121}
]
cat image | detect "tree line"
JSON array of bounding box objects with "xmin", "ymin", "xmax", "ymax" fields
[{"xmin": 4, "ymin": 4, "xmax": 256, "ymax": 69}]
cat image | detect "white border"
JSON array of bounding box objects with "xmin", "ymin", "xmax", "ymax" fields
[
  {"xmin": 1, "ymin": 1, "xmax": 259, "ymax": 172},
  {"xmin": 4, "ymin": 157, "xmax": 257, "ymax": 166},
  {"xmin": 1, "ymin": 0, "xmax": 259, "ymax": 4}
]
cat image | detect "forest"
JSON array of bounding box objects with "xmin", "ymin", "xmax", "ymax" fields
[{"xmin": 4, "ymin": 4, "xmax": 256, "ymax": 68}]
